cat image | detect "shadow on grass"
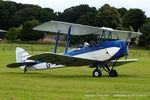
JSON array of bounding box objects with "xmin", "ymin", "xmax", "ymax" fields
[
  {"xmin": 0, "ymin": 71, "xmax": 139, "ymax": 79},
  {"xmin": 0, "ymin": 72, "xmax": 40, "ymax": 75}
]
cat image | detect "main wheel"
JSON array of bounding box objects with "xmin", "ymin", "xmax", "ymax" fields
[
  {"xmin": 109, "ymin": 70, "xmax": 118, "ymax": 77},
  {"xmin": 93, "ymin": 69, "xmax": 102, "ymax": 77}
]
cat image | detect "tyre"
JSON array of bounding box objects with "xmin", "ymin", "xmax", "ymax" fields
[
  {"xmin": 93, "ymin": 69, "xmax": 102, "ymax": 77},
  {"xmin": 109, "ymin": 70, "xmax": 118, "ymax": 77}
]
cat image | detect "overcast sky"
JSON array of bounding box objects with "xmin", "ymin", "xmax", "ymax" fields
[{"xmin": 7, "ymin": 0, "xmax": 150, "ymax": 17}]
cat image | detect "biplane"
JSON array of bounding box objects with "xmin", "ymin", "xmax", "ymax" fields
[{"xmin": 7, "ymin": 21, "xmax": 142, "ymax": 77}]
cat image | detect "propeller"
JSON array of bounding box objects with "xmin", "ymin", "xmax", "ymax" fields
[{"xmin": 129, "ymin": 26, "xmax": 135, "ymax": 32}]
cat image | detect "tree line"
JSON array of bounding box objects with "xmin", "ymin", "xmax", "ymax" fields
[{"xmin": 0, "ymin": 0, "xmax": 150, "ymax": 45}]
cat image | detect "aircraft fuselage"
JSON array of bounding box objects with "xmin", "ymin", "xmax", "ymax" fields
[{"xmin": 24, "ymin": 40, "xmax": 128, "ymax": 71}]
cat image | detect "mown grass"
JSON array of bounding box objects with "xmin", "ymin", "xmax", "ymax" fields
[{"xmin": 0, "ymin": 43, "xmax": 150, "ymax": 100}]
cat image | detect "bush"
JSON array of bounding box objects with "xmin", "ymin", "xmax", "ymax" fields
[
  {"xmin": 6, "ymin": 27, "xmax": 20, "ymax": 42},
  {"xmin": 19, "ymin": 20, "xmax": 44, "ymax": 41}
]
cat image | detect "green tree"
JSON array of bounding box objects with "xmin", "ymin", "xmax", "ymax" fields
[
  {"xmin": 0, "ymin": 1, "xmax": 17, "ymax": 29},
  {"xmin": 19, "ymin": 20, "xmax": 44, "ymax": 41},
  {"xmin": 117, "ymin": 8, "xmax": 127, "ymax": 17},
  {"xmin": 6, "ymin": 27, "xmax": 20, "ymax": 41},
  {"xmin": 14, "ymin": 6, "xmax": 55, "ymax": 24},
  {"xmin": 96, "ymin": 4, "xmax": 121, "ymax": 29},
  {"xmin": 123, "ymin": 9, "xmax": 146, "ymax": 31},
  {"xmin": 76, "ymin": 12, "xmax": 96, "ymax": 26},
  {"xmin": 0, "ymin": 1, "xmax": 56, "ymax": 30},
  {"xmin": 146, "ymin": 18, "xmax": 150, "ymax": 23},
  {"xmin": 139, "ymin": 22, "xmax": 150, "ymax": 45},
  {"xmin": 58, "ymin": 4, "xmax": 97, "ymax": 23}
]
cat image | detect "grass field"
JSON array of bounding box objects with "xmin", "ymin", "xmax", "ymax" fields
[{"xmin": 0, "ymin": 43, "xmax": 150, "ymax": 100}]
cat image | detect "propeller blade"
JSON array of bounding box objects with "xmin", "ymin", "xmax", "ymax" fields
[{"xmin": 129, "ymin": 26, "xmax": 135, "ymax": 32}]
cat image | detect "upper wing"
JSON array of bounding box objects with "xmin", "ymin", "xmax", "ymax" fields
[
  {"xmin": 27, "ymin": 52, "xmax": 98, "ymax": 66},
  {"xmin": 7, "ymin": 62, "xmax": 36, "ymax": 68},
  {"xmin": 109, "ymin": 59, "xmax": 138, "ymax": 66},
  {"xmin": 99, "ymin": 27, "xmax": 142, "ymax": 40},
  {"xmin": 33, "ymin": 20, "xmax": 100, "ymax": 36},
  {"xmin": 112, "ymin": 30, "xmax": 142, "ymax": 40},
  {"xmin": 33, "ymin": 20, "xmax": 142, "ymax": 40}
]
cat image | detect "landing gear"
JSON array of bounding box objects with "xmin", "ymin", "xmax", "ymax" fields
[
  {"xmin": 109, "ymin": 70, "xmax": 118, "ymax": 77},
  {"xmin": 93, "ymin": 69, "xmax": 102, "ymax": 77},
  {"xmin": 24, "ymin": 66, "xmax": 27, "ymax": 74},
  {"xmin": 93, "ymin": 60, "xmax": 118, "ymax": 77}
]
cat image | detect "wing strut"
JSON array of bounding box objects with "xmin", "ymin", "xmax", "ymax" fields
[
  {"xmin": 54, "ymin": 30, "xmax": 60, "ymax": 53},
  {"xmin": 108, "ymin": 31, "xmax": 112, "ymax": 41},
  {"xmin": 65, "ymin": 26, "xmax": 72, "ymax": 55},
  {"xmin": 100, "ymin": 30, "xmax": 106, "ymax": 42}
]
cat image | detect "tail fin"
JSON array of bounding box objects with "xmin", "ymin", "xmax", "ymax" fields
[{"xmin": 16, "ymin": 47, "xmax": 31, "ymax": 63}]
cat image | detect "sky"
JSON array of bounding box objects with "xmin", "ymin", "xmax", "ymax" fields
[{"xmin": 7, "ymin": 0, "xmax": 150, "ymax": 17}]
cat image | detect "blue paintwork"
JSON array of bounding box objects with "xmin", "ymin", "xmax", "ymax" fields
[
  {"xmin": 63, "ymin": 40, "xmax": 128, "ymax": 60},
  {"xmin": 46, "ymin": 63, "xmax": 51, "ymax": 68},
  {"xmin": 52, "ymin": 27, "xmax": 128, "ymax": 61},
  {"xmin": 65, "ymin": 26, "xmax": 72, "ymax": 55},
  {"xmin": 54, "ymin": 30, "xmax": 60, "ymax": 53},
  {"xmin": 111, "ymin": 40, "xmax": 128, "ymax": 59},
  {"xmin": 35, "ymin": 61, "xmax": 43, "ymax": 64}
]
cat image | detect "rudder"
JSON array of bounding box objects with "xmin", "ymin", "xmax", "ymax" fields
[{"xmin": 16, "ymin": 47, "xmax": 31, "ymax": 63}]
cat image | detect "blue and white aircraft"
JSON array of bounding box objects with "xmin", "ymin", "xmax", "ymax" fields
[{"xmin": 7, "ymin": 21, "xmax": 142, "ymax": 77}]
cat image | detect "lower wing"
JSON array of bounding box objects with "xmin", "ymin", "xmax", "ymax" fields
[
  {"xmin": 27, "ymin": 52, "xmax": 98, "ymax": 66},
  {"xmin": 89, "ymin": 59, "xmax": 138, "ymax": 68},
  {"xmin": 109, "ymin": 59, "xmax": 138, "ymax": 66}
]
